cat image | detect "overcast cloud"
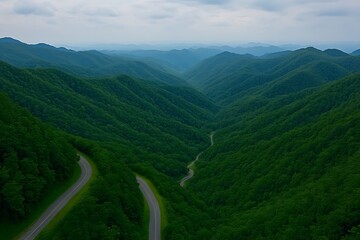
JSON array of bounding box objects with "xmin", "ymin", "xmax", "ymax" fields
[
  {"xmin": 0, "ymin": 0, "xmax": 359, "ymax": 47},
  {"xmin": 13, "ymin": 1, "xmax": 56, "ymax": 16}
]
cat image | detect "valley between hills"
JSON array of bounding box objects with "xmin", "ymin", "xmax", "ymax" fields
[{"xmin": 0, "ymin": 38, "xmax": 359, "ymax": 240}]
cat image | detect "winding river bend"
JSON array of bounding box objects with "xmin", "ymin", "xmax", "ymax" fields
[{"xmin": 180, "ymin": 132, "xmax": 215, "ymax": 187}]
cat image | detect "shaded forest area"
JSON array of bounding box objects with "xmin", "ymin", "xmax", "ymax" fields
[
  {"xmin": 0, "ymin": 92, "xmax": 77, "ymax": 220},
  {"xmin": 0, "ymin": 41, "xmax": 359, "ymax": 239}
]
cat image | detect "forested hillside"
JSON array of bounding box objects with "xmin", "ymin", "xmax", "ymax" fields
[
  {"xmin": 1, "ymin": 38, "xmax": 360, "ymax": 240},
  {"xmin": 0, "ymin": 61, "xmax": 217, "ymax": 177},
  {"xmin": 40, "ymin": 139, "xmax": 145, "ymax": 240},
  {"xmin": 0, "ymin": 61, "xmax": 217, "ymax": 239},
  {"xmin": 186, "ymin": 47, "xmax": 360, "ymax": 104},
  {"xmin": 0, "ymin": 38, "xmax": 185, "ymax": 85},
  {"xmin": 0, "ymin": 92, "xmax": 77, "ymax": 220},
  {"xmin": 190, "ymin": 73, "xmax": 360, "ymax": 239},
  {"xmin": 0, "ymin": 91, "xmax": 149, "ymax": 239}
]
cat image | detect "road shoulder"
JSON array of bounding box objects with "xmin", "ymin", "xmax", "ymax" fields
[
  {"xmin": 136, "ymin": 174, "xmax": 167, "ymax": 235},
  {"xmin": 23, "ymin": 153, "xmax": 96, "ymax": 240}
]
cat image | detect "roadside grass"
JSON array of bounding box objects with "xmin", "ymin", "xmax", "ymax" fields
[
  {"xmin": 0, "ymin": 158, "xmax": 81, "ymax": 240},
  {"xmin": 140, "ymin": 192, "xmax": 150, "ymax": 240},
  {"xmin": 36, "ymin": 152, "xmax": 98, "ymax": 239},
  {"xmin": 136, "ymin": 174, "xmax": 168, "ymax": 233}
]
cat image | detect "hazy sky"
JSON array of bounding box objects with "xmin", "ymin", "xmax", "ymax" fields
[{"xmin": 0, "ymin": 0, "xmax": 359, "ymax": 47}]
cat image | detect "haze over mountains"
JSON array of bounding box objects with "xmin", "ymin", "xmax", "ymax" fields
[
  {"xmin": 0, "ymin": 37, "xmax": 186, "ymax": 85},
  {"xmin": 3, "ymin": 37, "xmax": 360, "ymax": 75},
  {"xmin": 186, "ymin": 47, "xmax": 360, "ymax": 104},
  {"xmin": 0, "ymin": 37, "xmax": 359, "ymax": 240}
]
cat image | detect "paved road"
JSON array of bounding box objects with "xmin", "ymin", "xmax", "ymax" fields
[
  {"xmin": 180, "ymin": 132, "xmax": 215, "ymax": 187},
  {"xmin": 19, "ymin": 155, "xmax": 92, "ymax": 240},
  {"xmin": 137, "ymin": 177, "xmax": 161, "ymax": 240}
]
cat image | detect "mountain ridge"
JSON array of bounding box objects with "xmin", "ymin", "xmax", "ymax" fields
[
  {"xmin": 185, "ymin": 47, "xmax": 360, "ymax": 104},
  {"xmin": 1, "ymin": 38, "xmax": 360, "ymax": 240},
  {"xmin": 0, "ymin": 37, "xmax": 186, "ymax": 86},
  {"xmin": 190, "ymin": 72, "xmax": 360, "ymax": 239}
]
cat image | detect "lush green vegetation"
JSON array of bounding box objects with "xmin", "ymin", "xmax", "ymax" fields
[
  {"xmin": 43, "ymin": 139, "xmax": 145, "ymax": 240},
  {"xmin": 0, "ymin": 92, "xmax": 78, "ymax": 233},
  {"xmin": 0, "ymin": 60, "xmax": 217, "ymax": 239},
  {"xmin": 185, "ymin": 47, "xmax": 360, "ymax": 104},
  {"xmin": 0, "ymin": 37, "xmax": 185, "ymax": 85},
  {"xmin": 37, "ymin": 152, "xmax": 97, "ymax": 240},
  {"xmin": 189, "ymin": 73, "xmax": 360, "ymax": 239},
  {"xmin": 132, "ymin": 163, "xmax": 215, "ymax": 240},
  {"xmin": 0, "ymin": 159, "xmax": 81, "ymax": 240},
  {"xmin": 1, "ymin": 42, "xmax": 359, "ymax": 240},
  {"xmin": 0, "ymin": 61, "xmax": 217, "ymax": 177}
]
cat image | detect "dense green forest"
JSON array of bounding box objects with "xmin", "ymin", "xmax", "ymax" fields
[
  {"xmin": 0, "ymin": 91, "xmax": 147, "ymax": 239},
  {"xmin": 0, "ymin": 40, "xmax": 359, "ymax": 240},
  {"xmin": 0, "ymin": 92, "xmax": 77, "ymax": 220},
  {"xmin": 0, "ymin": 59, "xmax": 217, "ymax": 239},
  {"xmin": 40, "ymin": 138, "xmax": 145, "ymax": 240},
  {"xmin": 186, "ymin": 47, "xmax": 360, "ymax": 104},
  {"xmin": 188, "ymin": 70, "xmax": 360, "ymax": 239},
  {"xmin": 0, "ymin": 61, "xmax": 217, "ymax": 177}
]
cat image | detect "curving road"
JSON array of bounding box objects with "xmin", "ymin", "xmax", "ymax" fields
[
  {"xmin": 19, "ymin": 155, "xmax": 92, "ymax": 240},
  {"xmin": 137, "ymin": 177, "xmax": 161, "ymax": 240},
  {"xmin": 180, "ymin": 132, "xmax": 215, "ymax": 187}
]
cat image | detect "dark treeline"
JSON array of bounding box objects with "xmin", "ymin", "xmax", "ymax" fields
[
  {"xmin": 188, "ymin": 71, "xmax": 360, "ymax": 238},
  {"xmin": 0, "ymin": 92, "xmax": 77, "ymax": 220}
]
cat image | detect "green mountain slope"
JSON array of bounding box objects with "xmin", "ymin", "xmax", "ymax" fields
[
  {"xmin": 324, "ymin": 49, "xmax": 349, "ymax": 57},
  {"xmin": 352, "ymin": 49, "xmax": 360, "ymax": 56},
  {"xmin": 0, "ymin": 37, "xmax": 186, "ymax": 86},
  {"xmin": 0, "ymin": 61, "xmax": 217, "ymax": 177},
  {"xmin": 0, "ymin": 92, "xmax": 77, "ymax": 220},
  {"xmin": 3, "ymin": 38, "xmax": 360, "ymax": 240},
  {"xmin": 189, "ymin": 73, "xmax": 360, "ymax": 239},
  {"xmin": 185, "ymin": 47, "xmax": 360, "ymax": 104},
  {"xmin": 0, "ymin": 91, "xmax": 148, "ymax": 239},
  {"xmin": 0, "ymin": 61, "xmax": 217, "ymax": 239}
]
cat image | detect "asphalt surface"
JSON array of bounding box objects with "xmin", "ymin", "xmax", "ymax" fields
[
  {"xmin": 137, "ymin": 177, "xmax": 161, "ymax": 240},
  {"xmin": 19, "ymin": 155, "xmax": 92, "ymax": 240},
  {"xmin": 180, "ymin": 132, "xmax": 215, "ymax": 187}
]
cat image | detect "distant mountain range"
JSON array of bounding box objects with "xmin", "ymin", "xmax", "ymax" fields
[
  {"xmin": 0, "ymin": 36, "xmax": 360, "ymax": 240},
  {"xmin": 210, "ymin": 45, "xmax": 285, "ymax": 56},
  {"xmin": 185, "ymin": 47, "xmax": 360, "ymax": 104},
  {"xmin": 0, "ymin": 37, "xmax": 185, "ymax": 86},
  {"xmin": 352, "ymin": 49, "xmax": 360, "ymax": 56},
  {"xmin": 102, "ymin": 48, "xmax": 222, "ymax": 72},
  {"xmin": 2, "ymin": 37, "xmax": 358, "ymax": 75},
  {"xmin": 103, "ymin": 45, "xmax": 286, "ymax": 72}
]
